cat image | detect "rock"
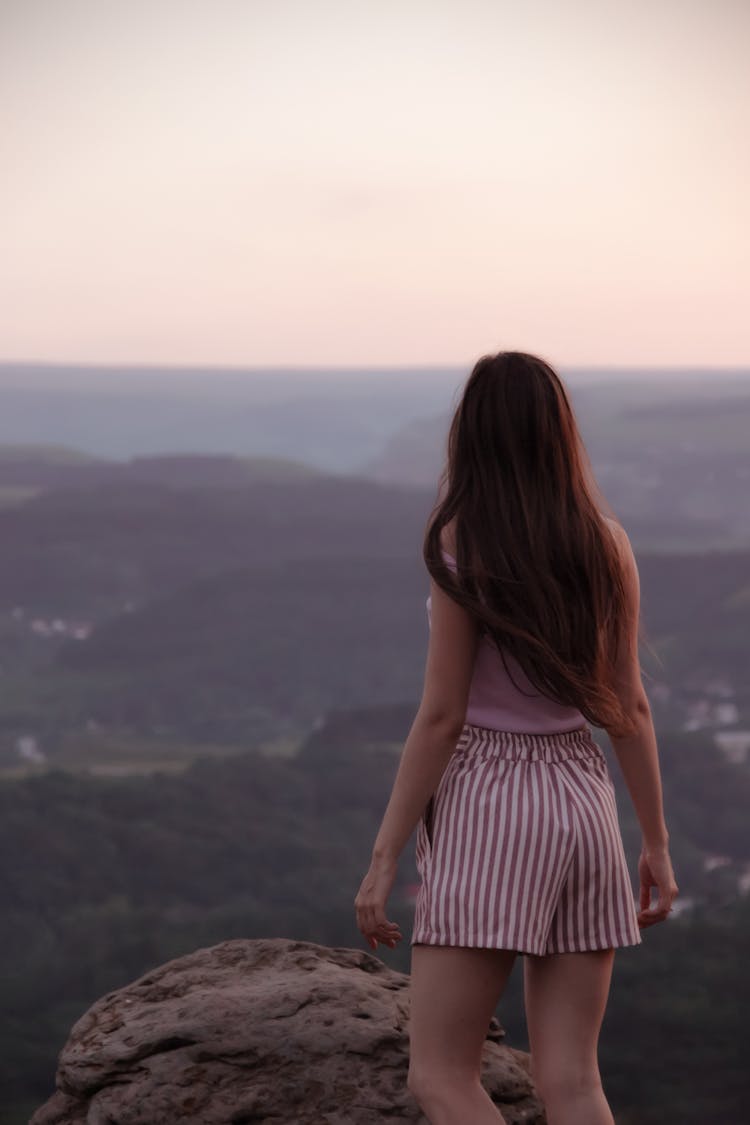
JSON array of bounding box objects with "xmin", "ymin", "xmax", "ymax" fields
[{"xmin": 31, "ymin": 937, "xmax": 545, "ymax": 1124}]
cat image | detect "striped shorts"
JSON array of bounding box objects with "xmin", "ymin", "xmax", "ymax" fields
[{"xmin": 411, "ymin": 722, "xmax": 642, "ymax": 955}]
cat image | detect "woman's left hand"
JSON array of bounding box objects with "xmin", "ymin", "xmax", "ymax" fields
[{"xmin": 354, "ymin": 856, "xmax": 403, "ymax": 951}]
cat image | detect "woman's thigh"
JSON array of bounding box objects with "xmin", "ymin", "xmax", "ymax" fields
[
  {"xmin": 409, "ymin": 944, "xmax": 518, "ymax": 1080},
  {"xmin": 523, "ymin": 948, "xmax": 615, "ymax": 1086}
]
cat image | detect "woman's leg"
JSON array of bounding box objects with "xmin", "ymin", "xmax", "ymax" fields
[
  {"xmin": 523, "ymin": 948, "xmax": 616, "ymax": 1125},
  {"xmin": 408, "ymin": 944, "xmax": 518, "ymax": 1125}
]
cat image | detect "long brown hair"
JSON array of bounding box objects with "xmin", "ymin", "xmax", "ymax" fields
[{"xmin": 424, "ymin": 350, "xmax": 640, "ymax": 738}]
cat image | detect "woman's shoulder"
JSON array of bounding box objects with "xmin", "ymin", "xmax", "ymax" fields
[
  {"xmin": 601, "ymin": 514, "xmax": 627, "ymax": 547},
  {"xmin": 600, "ymin": 516, "xmax": 638, "ymax": 580}
]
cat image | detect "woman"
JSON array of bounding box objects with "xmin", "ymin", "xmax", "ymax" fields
[{"xmin": 354, "ymin": 351, "xmax": 679, "ymax": 1125}]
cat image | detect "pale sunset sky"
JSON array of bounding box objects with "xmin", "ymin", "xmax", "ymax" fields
[{"xmin": 1, "ymin": 0, "xmax": 748, "ymax": 367}]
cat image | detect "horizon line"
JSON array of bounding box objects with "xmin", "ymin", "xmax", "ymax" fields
[{"xmin": 1, "ymin": 359, "xmax": 749, "ymax": 373}]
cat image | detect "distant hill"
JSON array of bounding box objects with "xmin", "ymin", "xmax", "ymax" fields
[
  {"xmin": 0, "ymin": 444, "xmax": 96, "ymax": 464},
  {"xmin": 0, "ymin": 448, "xmax": 320, "ymax": 493},
  {"xmin": 0, "ymin": 471, "xmax": 432, "ymax": 615},
  {"xmin": 0, "ymin": 472, "xmax": 435, "ymax": 756},
  {"xmin": 0, "ymin": 363, "xmax": 469, "ymax": 471}
]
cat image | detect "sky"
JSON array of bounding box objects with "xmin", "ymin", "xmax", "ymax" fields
[{"xmin": 1, "ymin": 0, "xmax": 748, "ymax": 367}]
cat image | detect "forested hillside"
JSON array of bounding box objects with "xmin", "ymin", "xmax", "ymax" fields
[{"xmin": 1, "ymin": 708, "xmax": 747, "ymax": 1124}]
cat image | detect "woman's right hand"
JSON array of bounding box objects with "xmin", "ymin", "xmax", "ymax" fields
[{"xmin": 637, "ymin": 844, "xmax": 679, "ymax": 928}]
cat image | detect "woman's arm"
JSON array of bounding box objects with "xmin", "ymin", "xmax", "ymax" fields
[
  {"xmin": 605, "ymin": 523, "xmax": 670, "ymax": 847},
  {"xmin": 605, "ymin": 523, "xmax": 679, "ymax": 925},
  {"xmin": 372, "ymin": 569, "xmax": 479, "ymax": 862},
  {"xmin": 354, "ymin": 555, "xmax": 479, "ymax": 948}
]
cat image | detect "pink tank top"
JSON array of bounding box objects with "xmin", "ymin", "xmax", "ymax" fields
[{"xmin": 426, "ymin": 550, "xmax": 586, "ymax": 733}]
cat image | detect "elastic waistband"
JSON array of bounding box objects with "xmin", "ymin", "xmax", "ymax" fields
[{"xmin": 454, "ymin": 721, "xmax": 604, "ymax": 764}]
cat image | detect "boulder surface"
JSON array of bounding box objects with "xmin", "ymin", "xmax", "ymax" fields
[{"xmin": 31, "ymin": 937, "xmax": 546, "ymax": 1124}]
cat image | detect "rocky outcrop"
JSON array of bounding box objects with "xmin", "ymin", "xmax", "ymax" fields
[{"xmin": 31, "ymin": 937, "xmax": 545, "ymax": 1124}]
